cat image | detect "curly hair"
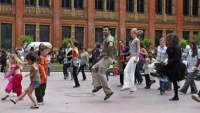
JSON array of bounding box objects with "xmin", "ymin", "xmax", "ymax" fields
[
  {"xmin": 25, "ymin": 52, "xmax": 38, "ymax": 63},
  {"xmin": 165, "ymin": 33, "xmax": 179, "ymax": 47}
]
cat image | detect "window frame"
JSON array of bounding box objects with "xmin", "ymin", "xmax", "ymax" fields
[
  {"xmin": 25, "ymin": 0, "xmax": 36, "ymax": 6},
  {"xmin": 62, "ymin": 26, "xmax": 71, "ymax": 40},
  {"xmin": 183, "ymin": 31, "xmax": 190, "ymax": 41},
  {"xmin": 192, "ymin": 0, "xmax": 199, "ymax": 16},
  {"xmin": 183, "ymin": 0, "xmax": 189, "ymax": 16},
  {"xmin": 75, "ymin": 27, "xmax": 84, "ymax": 50},
  {"xmin": 155, "ymin": 0, "xmax": 162, "ymax": 14},
  {"xmin": 39, "ymin": 25, "xmax": 50, "ymax": 42},
  {"xmin": 25, "ymin": 24, "xmax": 36, "ymax": 41},
  {"xmin": 0, "ymin": 0, "xmax": 12, "ymax": 4},
  {"xmin": 165, "ymin": 0, "xmax": 172, "ymax": 15}
]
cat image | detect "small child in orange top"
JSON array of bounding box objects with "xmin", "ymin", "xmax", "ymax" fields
[{"xmin": 35, "ymin": 57, "xmax": 46, "ymax": 105}]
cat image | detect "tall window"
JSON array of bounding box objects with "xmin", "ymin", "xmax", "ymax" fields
[
  {"xmin": 74, "ymin": 0, "xmax": 83, "ymax": 9},
  {"xmin": 95, "ymin": 28, "xmax": 103, "ymax": 43},
  {"xmin": 193, "ymin": 31, "xmax": 200, "ymax": 35},
  {"xmin": 126, "ymin": 29, "xmax": 131, "ymax": 46},
  {"xmin": 39, "ymin": 25, "xmax": 49, "ymax": 42},
  {"xmin": 62, "ymin": 0, "xmax": 71, "ymax": 9},
  {"xmin": 138, "ymin": 29, "xmax": 145, "ymax": 40},
  {"xmin": 166, "ymin": 0, "xmax": 172, "ymax": 15},
  {"xmin": 62, "ymin": 26, "xmax": 71, "ymax": 40},
  {"xmin": 155, "ymin": 0, "xmax": 162, "ymax": 14},
  {"xmin": 183, "ymin": 0, "xmax": 189, "ymax": 16},
  {"xmin": 25, "ymin": 0, "xmax": 36, "ymax": 6},
  {"xmin": 183, "ymin": 31, "xmax": 189, "ymax": 40},
  {"xmin": 193, "ymin": 0, "xmax": 199, "ymax": 16},
  {"xmin": 95, "ymin": 0, "xmax": 103, "ymax": 11},
  {"xmin": 25, "ymin": 24, "xmax": 36, "ymax": 41},
  {"xmin": 110, "ymin": 28, "xmax": 116, "ymax": 37},
  {"xmin": 75, "ymin": 27, "xmax": 84, "ymax": 50},
  {"xmin": 39, "ymin": 0, "xmax": 49, "ymax": 7},
  {"xmin": 1, "ymin": 23, "xmax": 12, "ymax": 49},
  {"xmin": 155, "ymin": 30, "xmax": 163, "ymax": 47},
  {"xmin": 166, "ymin": 30, "xmax": 173, "ymax": 35},
  {"xmin": 126, "ymin": 0, "xmax": 134, "ymax": 13},
  {"xmin": 137, "ymin": 0, "xmax": 144, "ymax": 13},
  {"xmin": 0, "ymin": 0, "xmax": 11, "ymax": 4},
  {"xmin": 107, "ymin": 0, "xmax": 115, "ymax": 11}
]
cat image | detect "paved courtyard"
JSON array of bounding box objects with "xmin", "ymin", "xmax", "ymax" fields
[{"xmin": 0, "ymin": 72, "xmax": 200, "ymax": 113}]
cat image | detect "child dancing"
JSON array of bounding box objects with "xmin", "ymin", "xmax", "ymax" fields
[{"xmin": 10, "ymin": 52, "xmax": 40, "ymax": 109}]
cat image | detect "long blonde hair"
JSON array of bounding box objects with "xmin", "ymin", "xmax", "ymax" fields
[{"xmin": 9, "ymin": 54, "xmax": 23, "ymax": 66}]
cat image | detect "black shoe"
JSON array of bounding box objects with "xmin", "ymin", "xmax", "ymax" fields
[
  {"xmin": 73, "ymin": 85, "xmax": 80, "ymax": 88},
  {"xmin": 149, "ymin": 80, "xmax": 156, "ymax": 85},
  {"xmin": 157, "ymin": 87, "xmax": 160, "ymax": 90},
  {"xmin": 150, "ymin": 73, "xmax": 160, "ymax": 77},
  {"xmin": 138, "ymin": 80, "xmax": 143, "ymax": 84},
  {"xmin": 82, "ymin": 79, "xmax": 86, "ymax": 81},
  {"xmin": 92, "ymin": 86, "xmax": 102, "ymax": 93},
  {"xmin": 104, "ymin": 92, "xmax": 114, "ymax": 100},
  {"xmin": 169, "ymin": 97, "xmax": 179, "ymax": 101},
  {"xmin": 144, "ymin": 86, "xmax": 150, "ymax": 89},
  {"xmin": 117, "ymin": 84, "xmax": 123, "ymax": 87}
]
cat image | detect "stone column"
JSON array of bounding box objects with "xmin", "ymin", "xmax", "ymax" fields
[
  {"xmin": 71, "ymin": 25, "xmax": 75, "ymax": 40},
  {"xmin": 190, "ymin": 0, "xmax": 193, "ymax": 16},
  {"xmin": 148, "ymin": 0, "xmax": 155, "ymax": 48},
  {"xmin": 176, "ymin": 0, "xmax": 183, "ymax": 38},
  {"xmin": 36, "ymin": 0, "xmax": 39, "ymax": 14},
  {"xmin": 163, "ymin": 29, "xmax": 166, "ymax": 38},
  {"xmin": 52, "ymin": 0, "xmax": 61, "ymax": 48},
  {"xmin": 189, "ymin": 31, "xmax": 193, "ymax": 41},
  {"xmin": 87, "ymin": 0, "xmax": 95, "ymax": 49},
  {"xmin": 134, "ymin": 0, "xmax": 137, "ymax": 13},
  {"xmin": 119, "ymin": 0, "xmax": 126, "ymax": 41},
  {"xmin": 103, "ymin": 0, "xmax": 107, "ymax": 12},
  {"xmin": 36, "ymin": 23, "xmax": 40, "ymax": 41},
  {"xmin": 15, "ymin": 0, "xmax": 24, "ymax": 47}
]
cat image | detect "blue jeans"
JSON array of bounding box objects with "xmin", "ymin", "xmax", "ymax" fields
[
  {"xmin": 135, "ymin": 60, "xmax": 144, "ymax": 82},
  {"xmin": 160, "ymin": 81, "xmax": 167, "ymax": 94}
]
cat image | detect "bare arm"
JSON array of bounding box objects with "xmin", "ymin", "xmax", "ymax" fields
[
  {"xmin": 107, "ymin": 41, "xmax": 113, "ymax": 55},
  {"xmin": 30, "ymin": 64, "xmax": 38, "ymax": 78},
  {"xmin": 135, "ymin": 42, "xmax": 140, "ymax": 62}
]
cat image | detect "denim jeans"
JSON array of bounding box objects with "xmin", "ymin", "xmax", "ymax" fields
[
  {"xmin": 135, "ymin": 60, "xmax": 144, "ymax": 82},
  {"xmin": 160, "ymin": 81, "xmax": 167, "ymax": 94}
]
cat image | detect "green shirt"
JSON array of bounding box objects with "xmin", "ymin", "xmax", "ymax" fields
[{"xmin": 100, "ymin": 34, "xmax": 114, "ymax": 58}]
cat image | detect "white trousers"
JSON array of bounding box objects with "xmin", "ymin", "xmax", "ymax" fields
[{"xmin": 122, "ymin": 57, "xmax": 138, "ymax": 91}]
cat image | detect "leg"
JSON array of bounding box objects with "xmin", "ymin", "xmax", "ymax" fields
[
  {"xmin": 91, "ymin": 61, "xmax": 101, "ymax": 88},
  {"xmin": 13, "ymin": 74, "xmax": 23, "ymax": 97},
  {"xmin": 42, "ymin": 83, "xmax": 46, "ymax": 97},
  {"xmin": 169, "ymin": 81, "xmax": 179, "ymax": 101},
  {"xmin": 35, "ymin": 84, "xmax": 44, "ymax": 103},
  {"xmin": 72, "ymin": 65, "xmax": 80, "ymax": 87},
  {"xmin": 189, "ymin": 71, "xmax": 199, "ymax": 93},
  {"xmin": 160, "ymin": 81, "xmax": 164, "ymax": 95},
  {"xmin": 81, "ymin": 63, "xmax": 86, "ymax": 80},
  {"xmin": 27, "ymin": 86, "xmax": 38, "ymax": 106},
  {"xmin": 15, "ymin": 86, "xmax": 29, "ymax": 102}
]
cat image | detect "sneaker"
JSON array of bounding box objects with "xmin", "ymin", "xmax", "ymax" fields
[
  {"xmin": 12, "ymin": 93, "xmax": 17, "ymax": 97},
  {"xmin": 149, "ymin": 80, "xmax": 156, "ymax": 85},
  {"xmin": 144, "ymin": 86, "xmax": 150, "ymax": 89},
  {"xmin": 92, "ymin": 86, "xmax": 102, "ymax": 93},
  {"xmin": 104, "ymin": 92, "xmax": 113, "ymax": 100},
  {"xmin": 117, "ymin": 84, "xmax": 123, "ymax": 87},
  {"xmin": 191, "ymin": 94, "xmax": 200, "ymax": 102}
]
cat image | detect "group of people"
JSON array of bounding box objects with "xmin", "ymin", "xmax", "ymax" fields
[{"xmin": 1, "ymin": 43, "xmax": 50, "ymax": 109}]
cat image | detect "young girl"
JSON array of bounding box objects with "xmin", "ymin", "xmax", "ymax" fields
[
  {"xmin": 2, "ymin": 54, "xmax": 23, "ymax": 100},
  {"xmin": 143, "ymin": 58, "xmax": 151, "ymax": 89},
  {"xmin": 10, "ymin": 52, "xmax": 40, "ymax": 109}
]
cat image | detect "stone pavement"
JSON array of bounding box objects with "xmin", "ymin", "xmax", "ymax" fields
[{"xmin": 0, "ymin": 72, "xmax": 200, "ymax": 113}]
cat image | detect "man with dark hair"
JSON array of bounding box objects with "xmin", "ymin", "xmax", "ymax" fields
[{"xmin": 91, "ymin": 26, "xmax": 114, "ymax": 100}]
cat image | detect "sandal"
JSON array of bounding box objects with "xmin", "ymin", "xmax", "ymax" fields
[
  {"xmin": 10, "ymin": 98, "xmax": 16, "ymax": 104},
  {"xmin": 1, "ymin": 95, "xmax": 9, "ymax": 100},
  {"xmin": 30, "ymin": 105, "xmax": 39, "ymax": 109}
]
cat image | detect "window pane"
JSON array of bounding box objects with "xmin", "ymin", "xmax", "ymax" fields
[
  {"xmin": 138, "ymin": 29, "xmax": 145, "ymax": 40},
  {"xmin": 126, "ymin": 0, "xmax": 134, "ymax": 12},
  {"xmin": 110, "ymin": 28, "xmax": 116, "ymax": 37},
  {"xmin": 95, "ymin": 0, "xmax": 103, "ymax": 11},
  {"xmin": 183, "ymin": 0, "xmax": 189, "ymax": 16},
  {"xmin": 95, "ymin": 28, "xmax": 103, "ymax": 43},
  {"xmin": 0, "ymin": 0, "xmax": 11, "ymax": 4},
  {"xmin": 155, "ymin": 30, "xmax": 163, "ymax": 47},
  {"xmin": 74, "ymin": 0, "xmax": 83, "ymax": 9},
  {"xmin": 62, "ymin": 0, "xmax": 71, "ymax": 8},
  {"xmin": 107, "ymin": 0, "xmax": 115, "ymax": 11},
  {"xmin": 1, "ymin": 23, "xmax": 12, "ymax": 49},
  {"xmin": 166, "ymin": 0, "xmax": 172, "ymax": 15},
  {"xmin": 39, "ymin": 0, "xmax": 49, "ymax": 7},
  {"xmin": 75, "ymin": 27, "xmax": 84, "ymax": 50},
  {"xmin": 166, "ymin": 30, "xmax": 173, "ymax": 35},
  {"xmin": 25, "ymin": 24, "xmax": 36, "ymax": 41},
  {"xmin": 39, "ymin": 25, "xmax": 49, "ymax": 42},
  {"xmin": 25, "ymin": 0, "xmax": 36, "ymax": 6},
  {"xmin": 155, "ymin": 0, "xmax": 162, "ymax": 14},
  {"xmin": 183, "ymin": 31, "xmax": 189, "ymax": 40},
  {"xmin": 192, "ymin": 0, "xmax": 198, "ymax": 16},
  {"xmin": 137, "ymin": 0, "xmax": 144, "ymax": 13},
  {"xmin": 62, "ymin": 26, "xmax": 71, "ymax": 40}
]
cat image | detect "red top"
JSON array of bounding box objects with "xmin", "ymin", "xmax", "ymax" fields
[{"xmin": 196, "ymin": 59, "xmax": 200, "ymax": 67}]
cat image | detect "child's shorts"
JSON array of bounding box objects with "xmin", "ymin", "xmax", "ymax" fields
[{"xmin": 30, "ymin": 81, "xmax": 41, "ymax": 88}]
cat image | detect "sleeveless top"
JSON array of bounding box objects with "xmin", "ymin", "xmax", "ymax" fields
[{"xmin": 30, "ymin": 63, "xmax": 40, "ymax": 81}]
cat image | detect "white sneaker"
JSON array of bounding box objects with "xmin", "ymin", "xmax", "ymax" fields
[
  {"xmin": 191, "ymin": 94, "xmax": 200, "ymax": 102},
  {"xmin": 38, "ymin": 102, "xmax": 44, "ymax": 105},
  {"xmin": 12, "ymin": 93, "xmax": 17, "ymax": 97}
]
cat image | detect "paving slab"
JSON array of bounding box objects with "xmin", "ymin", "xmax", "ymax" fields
[{"xmin": 0, "ymin": 72, "xmax": 200, "ymax": 113}]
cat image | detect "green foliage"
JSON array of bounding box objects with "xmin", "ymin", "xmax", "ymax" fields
[
  {"xmin": 62, "ymin": 38, "xmax": 72, "ymax": 48},
  {"xmin": 142, "ymin": 38, "xmax": 152, "ymax": 48},
  {"xmin": 18, "ymin": 35, "xmax": 33, "ymax": 50},
  {"xmin": 193, "ymin": 32, "xmax": 200, "ymax": 46},
  {"xmin": 180, "ymin": 39, "xmax": 188, "ymax": 49}
]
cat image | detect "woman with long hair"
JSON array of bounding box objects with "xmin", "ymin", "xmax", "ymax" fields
[
  {"xmin": 121, "ymin": 28, "xmax": 140, "ymax": 93},
  {"xmin": 163, "ymin": 33, "xmax": 182, "ymax": 101},
  {"xmin": 179, "ymin": 40, "xmax": 199, "ymax": 94}
]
